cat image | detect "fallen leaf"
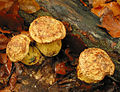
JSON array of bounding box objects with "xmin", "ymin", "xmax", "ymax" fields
[
  {"xmin": 4, "ymin": 58, "xmax": 12, "ymax": 75},
  {"xmin": 0, "ymin": 53, "xmax": 8, "ymax": 64},
  {"xmin": 65, "ymin": 48, "xmax": 74, "ymax": 61},
  {"xmin": 0, "ymin": 0, "xmax": 25, "ymax": 33},
  {"xmin": 0, "ymin": 56, "xmax": 12, "ymax": 89},
  {"xmin": 0, "ymin": 0, "xmax": 14, "ymax": 13},
  {"xmin": 55, "ymin": 62, "xmax": 66, "ymax": 75},
  {"xmin": 105, "ymin": 2, "xmax": 120, "ymax": 16},
  {"xmin": 80, "ymin": 84, "xmax": 92, "ymax": 90},
  {"xmin": 0, "ymin": 83, "xmax": 22, "ymax": 92},
  {"xmin": 0, "ymin": 65, "xmax": 11, "ymax": 86},
  {"xmin": 0, "ymin": 12, "xmax": 24, "ymax": 32},
  {"xmin": 0, "ymin": 65, "xmax": 5, "ymax": 78},
  {"xmin": 91, "ymin": 5, "xmax": 107, "ymax": 17},
  {"xmin": 0, "ymin": 27, "xmax": 11, "ymax": 33},
  {"xmin": 9, "ymin": 73, "xmax": 17, "ymax": 90},
  {"xmin": 0, "ymin": 34, "xmax": 10, "ymax": 50},
  {"xmin": 55, "ymin": 62, "xmax": 72, "ymax": 75},
  {"xmin": 91, "ymin": 2, "xmax": 120, "ymax": 17},
  {"xmin": 7, "ymin": 0, "xmax": 19, "ymax": 15},
  {"xmin": 92, "ymin": 0, "xmax": 111, "ymax": 7},
  {"xmin": 13, "ymin": 84, "xmax": 22, "ymax": 92},
  {"xmin": 0, "ymin": 86, "xmax": 11, "ymax": 92},
  {"xmin": 100, "ymin": 11, "xmax": 120, "ymax": 38},
  {"xmin": 18, "ymin": 0, "xmax": 40, "ymax": 13}
]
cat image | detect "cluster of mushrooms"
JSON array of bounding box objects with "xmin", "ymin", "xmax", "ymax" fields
[
  {"xmin": 6, "ymin": 16, "xmax": 66, "ymax": 65},
  {"xmin": 6, "ymin": 16, "xmax": 115, "ymax": 84}
]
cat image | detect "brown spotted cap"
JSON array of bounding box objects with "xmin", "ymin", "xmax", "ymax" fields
[
  {"xmin": 6, "ymin": 34, "xmax": 30, "ymax": 62},
  {"xmin": 29, "ymin": 16, "xmax": 66, "ymax": 43},
  {"xmin": 77, "ymin": 48, "xmax": 115, "ymax": 83}
]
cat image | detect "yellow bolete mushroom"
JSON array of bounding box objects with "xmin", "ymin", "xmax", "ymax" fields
[
  {"xmin": 6, "ymin": 34, "xmax": 44, "ymax": 65},
  {"xmin": 6, "ymin": 34, "xmax": 31, "ymax": 62},
  {"xmin": 29, "ymin": 16, "xmax": 66, "ymax": 57},
  {"xmin": 77, "ymin": 48, "xmax": 115, "ymax": 83}
]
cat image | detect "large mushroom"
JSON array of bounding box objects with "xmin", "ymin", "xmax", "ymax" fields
[
  {"xmin": 6, "ymin": 34, "xmax": 44, "ymax": 65},
  {"xmin": 29, "ymin": 16, "xmax": 66, "ymax": 57},
  {"xmin": 77, "ymin": 48, "xmax": 115, "ymax": 83}
]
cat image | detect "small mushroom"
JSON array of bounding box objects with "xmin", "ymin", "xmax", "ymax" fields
[
  {"xmin": 6, "ymin": 34, "xmax": 44, "ymax": 65},
  {"xmin": 77, "ymin": 48, "xmax": 115, "ymax": 83},
  {"xmin": 29, "ymin": 16, "xmax": 66, "ymax": 57},
  {"xmin": 6, "ymin": 34, "xmax": 31, "ymax": 62}
]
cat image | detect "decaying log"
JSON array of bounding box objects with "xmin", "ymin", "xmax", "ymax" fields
[{"xmin": 35, "ymin": 0, "xmax": 120, "ymax": 81}]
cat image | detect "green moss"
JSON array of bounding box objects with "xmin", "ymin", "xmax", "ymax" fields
[
  {"xmin": 19, "ymin": 9, "xmax": 52, "ymax": 26},
  {"xmin": 33, "ymin": 9, "xmax": 52, "ymax": 17},
  {"xmin": 114, "ymin": 41, "xmax": 120, "ymax": 54},
  {"xmin": 19, "ymin": 10, "xmax": 36, "ymax": 25}
]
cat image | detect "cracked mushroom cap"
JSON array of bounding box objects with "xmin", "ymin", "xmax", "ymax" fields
[
  {"xmin": 6, "ymin": 34, "xmax": 30, "ymax": 62},
  {"xmin": 29, "ymin": 16, "xmax": 66, "ymax": 43},
  {"xmin": 77, "ymin": 48, "xmax": 115, "ymax": 83}
]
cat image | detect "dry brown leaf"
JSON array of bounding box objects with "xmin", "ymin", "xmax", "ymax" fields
[
  {"xmin": 100, "ymin": 11, "xmax": 120, "ymax": 38},
  {"xmin": 18, "ymin": 0, "xmax": 40, "ymax": 13},
  {"xmin": 0, "ymin": 12, "xmax": 24, "ymax": 32},
  {"xmin": 7, "ymin": 0, "xmax": 19, "ymax": 15},
  {"xmin": 91, "ymin": 6, "xmax": 105, "ymax": 17},
  {"xmin": 0, "ymin": 53, "xmax": 8, "ymax": 64},
  {"xmin": 0, "ymin": 27, "xmax": 11, "ymax": 33},
  {"xmin": 0, "ymin": 34, "xmax": 10, "ymax": 50},
  {"xmin": 0, "ymin": 86, "xmax": 11, "ymax": 92},
  {"xmin": 4, "ymin": 58, "xmax": 12, "ymax": 75},
  {"xmin": 91, "ymin": 2, "xmax": 120, "ymax": 17},
  {"xmin": 0, "ymin": 0, "xmax": 14, "ymax": 13},
  {"xmin": 92, "ymin": 0, "xmax": 111, "ymax": 7},
  {"xmin": 93, "ymin": 0, "xmax": 106, "ymax": 7},
  {"xmin": 9, "ymin": 73, "xmax": 17, "ymax": 90},
  {"xmin": 105, "ymin": 2, "xmax": 120, "ymax": 16},
  {"xmin": 0, "ymin": 0, "xmax": 25, "ymax": 32}
]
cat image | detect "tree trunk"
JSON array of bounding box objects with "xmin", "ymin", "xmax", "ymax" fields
[{"xmin": 35, "ymin": 0, "xmax": 120, "ymax": 82}]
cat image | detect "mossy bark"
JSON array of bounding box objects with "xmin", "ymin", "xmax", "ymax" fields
[
  {"xmin": 35, "ymin": 0, "xmax": 120, "ymax": 82},
  {"xmin": 18, "ymin": 0, "xmax": 120, "ymax": 82}
]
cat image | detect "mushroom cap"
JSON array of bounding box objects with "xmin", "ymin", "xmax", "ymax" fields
[
  {"xmin": 6, "ymin": 34, "xmax": 30, "ymax": 62},
  {"xmin": 77, "ymin": 48, "xmax": 115, "ymax": 83},
  {"xmin": 29, "ymin": 16, "xmax": 66, "ymax": 43}
]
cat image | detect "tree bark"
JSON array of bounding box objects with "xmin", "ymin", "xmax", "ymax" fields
[{"xmin": 35, "ymin": 0, "xmax": 120, "ymax": 82}]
